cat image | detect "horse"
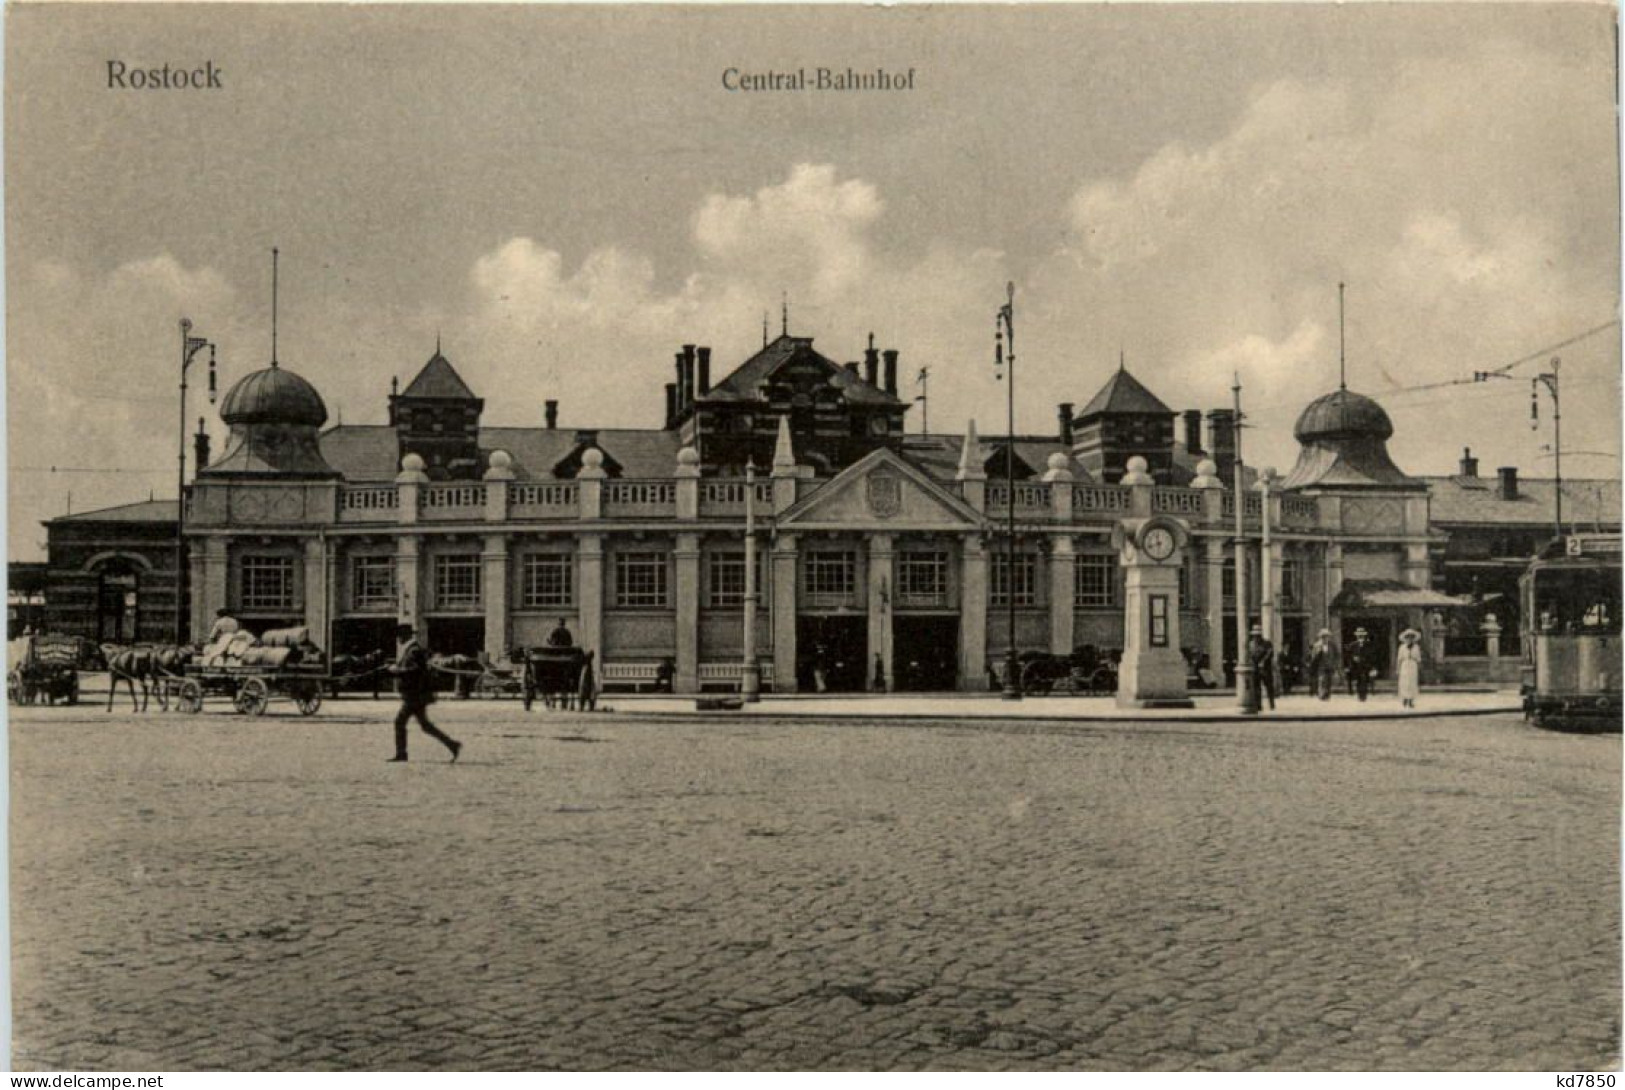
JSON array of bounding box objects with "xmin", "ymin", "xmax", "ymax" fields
[
  {"xmin": 327, "ymin": 649, "xmax": 388, "ymax": 699},
  {"xmin": 101, "ymin": 644, "xmax": 194, "ymax": 712}
]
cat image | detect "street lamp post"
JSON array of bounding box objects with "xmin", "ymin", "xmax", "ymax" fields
[
  {"xmin": 1532, "ymin": 357, "xmax": 1562, "ymax": 537},
  {"xmin": 996, "ymin": 282, "xmax": 1022, "ymax": 701},
  {"xmin": 741, "ymin": 458, "xmax": 761, "ymax": 702},
  {"xmin": 176, "ymin": 319, "xmax": 212, "ymax": 643},
  {"xmin": 1232, "ymin": 373, "xmax": 1258, "ymax": 715}
]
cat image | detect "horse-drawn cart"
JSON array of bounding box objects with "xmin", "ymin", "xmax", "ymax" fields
[
  {"xmin": 7, "ymin": 633, "xmax": 82, "ymax": 706},
  {"xmin": 171, "ymin": 626, "xmax": 329, "ymax": 717},
  {"xmin": 522, "ymin": 646, "xmax": 587, "ymax": 710}
]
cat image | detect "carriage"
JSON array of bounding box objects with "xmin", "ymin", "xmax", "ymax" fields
[
  {"xmin": 1016, "ymin": 647, "xmax": 1120, "ymax": 695},
  {"xmin": 7, "ymin": 633, "xmax": 83, "ymax": 706},
  {"xmin": 171, "ymin": 626, "xmax": 330, "ymax": 717},
  {"xmin": 520, "ymin": 646, "xmax": 587, "ymax": 710},
  {"xmin": 1519, "ymin": 533, "xmax": 1622, "ymax": 732}
]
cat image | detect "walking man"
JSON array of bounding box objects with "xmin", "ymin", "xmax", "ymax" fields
[
  {"xmin": 1247, "ymin": 624, "xmax": 1277, "ymax": 710},
  {"xmin": 1306, "ymin": 628, "xmax": 1340, "ymax": 701},
  {"xmin": 388, "ymin": 623, "xmax": 462, "ymax": 763},
  {"xmin": 1345, "ymin": 627, "xmax": 1377, "ymax": 702}
]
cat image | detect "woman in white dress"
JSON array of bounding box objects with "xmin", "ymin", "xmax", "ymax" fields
[{"xmin": 1396, "ymin": 628, "xmax": 1423, "ymax": 708}]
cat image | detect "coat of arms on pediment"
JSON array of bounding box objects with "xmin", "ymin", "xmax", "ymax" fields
[{"xmin": 867, "ymin": 472, "xmax": 903, "ymax": 519}]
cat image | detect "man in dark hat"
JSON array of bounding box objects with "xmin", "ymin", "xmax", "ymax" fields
[
  {"xmin": 387, "ymin": 623, "xmax": 461, "ymax": 763},
  {"xmin": 1345, "ymin": 627, "xmax": 1377, "ymax": 702},
  {"xmin": 546, "ymin": 618, "xmax": 574, "ymax": 649},
  {"xmin": 1247, "ymin": 624, "xmax": 1277, "ymax": 710}
]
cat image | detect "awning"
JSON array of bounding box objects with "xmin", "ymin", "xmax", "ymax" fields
[{"xmin": 1332, "ymin": 580, "xmax": 1472, "ymax": 611}]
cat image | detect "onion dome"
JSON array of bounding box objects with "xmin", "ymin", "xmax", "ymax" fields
[
  {"xmin": 219, "ymin": 362, "xmax": 329, "ymax": 428},
  {"xmin": 1293, "ymin": 389, "xmax": 1392, "ymax": 443},
  {"xmin": 1280, "ymin": 387, "xmax": 1419, "ymax": 491}
]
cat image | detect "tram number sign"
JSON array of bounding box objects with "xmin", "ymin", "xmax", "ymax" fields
[{"xmin": 1566, "ymin": 536, "xmax": 1584, "ymax": 557}]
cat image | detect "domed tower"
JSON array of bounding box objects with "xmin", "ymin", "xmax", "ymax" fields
[
  {"xmin": 203, "ymin": 360, "xmax": 338, "ymax": 478},
  {"xmin": 1279, "ymin": 388, "xmax": 1421, "ymax": 491}
]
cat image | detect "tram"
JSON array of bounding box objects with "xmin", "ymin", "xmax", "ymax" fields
[{"xmin": 1519, "ymin": 532, "xmax": 1622, "ymax": 731}]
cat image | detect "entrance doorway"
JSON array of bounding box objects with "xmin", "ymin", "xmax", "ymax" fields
[
  {"xmin": 892, "ymin": 616, "xmax": 959, "ymax": 691},
  {"xmin": 425, "ymin": 616, "xmax": 484, "ymax": 657},
  {"xmin": 333, "ymin": 616, "xmax": 397, "ymax": 658},
  {"xmin": 95, "ymin": 564, "xmax": 140, "ymax": 643},
  {"xmin": 797, "ymin": 615, "xmax": 866, "ymax": 692}
]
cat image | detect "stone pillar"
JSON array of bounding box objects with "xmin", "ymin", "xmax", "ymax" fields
[
  {"xmin": 1482, "ymin": 613, "xmax": 1502, "ymax": 662},
  {"xmin": 771, "ymin": 416, "xmax": 800, "ymax": 514},
  {"xmin": 674, "ymin": 532, "xmax": 701, "ymax": 694},
  {"xmin": 1124, "ymin": 456, "xmax": 1154, "ymax": 518},
  {"xmin": 867, "ymin": 534, "xmax": 894, "ymax": 691},
  {"xmin": 1049, "ymin": 534, "xmax": 1075, "ymax": 654},
  {"xmin": 196, "ymin": 536, "xmax": 229, "ymax": 633},
  {"xmin": 483, "ymin": 534, "xmax": 509, "ymax": 657},
  {"xmin": 396, "ymin": 535, "xmax": 422, "ymax": 630},
  {"xmin": 396, "ymin": 454, "xmax": 426, "ymax": 526},
  {"xmin": 772, "ymin": 533, "xmax": 800, "ymax": 692},
  {"xmin": 484, "ymin": 450, "xmax": 514, "ymax": 522},
  {"xmin": 577, "ymin": 534, "xmax": 604, "ymax": 659},
  {"xmin": 1044, "ymin": 453, "xmax": 1074, "ymax": 523},
  {"xmin": 578, "ymin": 450, "xmax": 606, "ymax": 520},
  {"xmin": 959, "ymin": 533, "xmax": 989, "ymax": 690},
  {"xmin": 1203, "ymin": 535, "xmax": 1227, "ymax": 679},
  {"xmin": 303, "ymin": 537, "xmax": 330, "ymax": 649},
  {"xmin": 1403, "ymin": 542, "xmax": 1432, "ymax": 589},
  {"xmin": 1325, "ymin": 543, "xmax": 1345, "ymax": 618},
  {"xmin": 675, "ymin": 447, "xmax": 700, "ymax": 519}
]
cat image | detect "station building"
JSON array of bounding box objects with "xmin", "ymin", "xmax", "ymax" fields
[{"xmin": 169, "ymin": 328, "xmax": 1486, "ymax": 693}]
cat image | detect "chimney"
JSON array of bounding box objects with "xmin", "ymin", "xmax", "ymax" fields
[
  {"xmin": 544, "ymin": 399, "xmax": 559, "ymax": 430},
  {"xmin": 864, "ymin": 341, "xmax": 880, "ymax": 387},
  {"xmin": 1459, "ymin": 447, "xmax": 1478, "ymax": 478},
  {"xmin": 664, "ymin": 383, "xmax": 678, "ymax": 429},
  {"xmin": 697, "ymin": 346, "xmax": 711, "ymax": 396},
  {"xmin": 1183, "ymin": 409, "xmax": 1204, "ymax": 456},
  {"xmin": 882, "ymin": 349, "xmax": 899, "ymax": 396},
  {"xmin": 1206, "ymin": 408, "xmax": 1237, "ymax": 479},
  {"xmin": 845, "ymin": 361, "xmax": 860, "ymax": 377},
  {"xmin": 673, "ymin": 351, "xmax": 687, "ymax": 414},
  {"xmin": 681, "ymin": 345, "xmax": 697, "ymax": 411},
  {"xmin": 1057, "ymin": 402, "xmax": 1074, "ymax": 446},
  {"xmin": 1498, "ymin": 466, "xmax": 1519, "ymax": 500},
  {"xmin": 193, "ymin": 417, "xmax": 210, "ymax": 474}
]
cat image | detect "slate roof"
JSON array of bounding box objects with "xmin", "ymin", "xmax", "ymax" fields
[
  {"xmin": 1422, "ymin": 476, "xmax": 1621, "ymax": 528},
  {"xmin": 49, "ymin": 500, "xmax": 179, "ymax": 524},
  {"xmin": 700, "ymin": 335, "xmax": 900, "ymax": 407},
  {"xmin": 1076, "ymin": 368, "xmax": 1175, "ymax": 417},
  {"xmin": 897, "ymin": 434, "xmax": 1094, "ymax": 484},
  {"xmin": 317, "ymin": 425, "xmax": 681, "ymax": 482},
  {"xmin": 400, "ymin": 352, "xmax": 479, "ymax": 400}
]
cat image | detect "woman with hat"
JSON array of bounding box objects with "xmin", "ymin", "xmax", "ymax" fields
[{"xmin": 1396, "ymin": 627, "xmax": 1423, "ymax": 708}]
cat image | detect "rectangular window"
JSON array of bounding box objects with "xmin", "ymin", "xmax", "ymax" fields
[
  {"xmin": 897, "ymin": 551, "xmax": 949, "ymax": 605},
  {"xmin": 1222, "ymin": 564, "xmax": 1237, "ymax": 603},
  {"xmin": 521, "ymin": 554, "xmax": 573, "ymax": 610},
  {"xmin": 707, "ymin": 552, "xmax": 758, "ymax": 609},
  {"xmin": 615, "ymin": 552, "xmax": 669, "ymax": 609},
  {"xmin": 804, "ymin": 551, "xmax": 857, "ymax": 599},
  {"xmin": 434, "ymin": 554, "xmax": 482, "ymax": 609},
  {"xmin": 992, "ymin": 552, "xmax": 1038, "ymax": 607},
  {"xmin": 1074, "ymin": 554, "xmax": 1116, "ymax": 608},
  {"xmin": 351, "ymin": 556, "xmax": 395, "ymax": 609},
  {"xmin": 240, "ymin": 556, "xmax": 295, "ymax": 612}
]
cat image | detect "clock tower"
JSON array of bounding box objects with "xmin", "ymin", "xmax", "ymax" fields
[{"xmin": 1111, "ymin": 514, "xmax": 1195, "ymax": 708}]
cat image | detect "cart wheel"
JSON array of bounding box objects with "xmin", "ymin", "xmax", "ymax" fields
[
  {"xmin": 296, "ymin": 689, "xmax": 322, "ymax": 716},
  {"xmin": 235, "ymin": 677, "xmax": 269, "ymax": 717},
  {"xmin": 177, "ymin": 679, "xmax": 204, "ymax": 715}
]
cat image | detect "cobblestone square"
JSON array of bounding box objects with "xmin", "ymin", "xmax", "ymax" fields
[{"xmin": 10, "ymin": 702, "xmax": 1620, "ymax": 1070}]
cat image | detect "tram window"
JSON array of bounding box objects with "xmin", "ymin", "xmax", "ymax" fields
[{"xmin": 1533, "ymin": 568, "xmax": 1622, "ymax": 636}]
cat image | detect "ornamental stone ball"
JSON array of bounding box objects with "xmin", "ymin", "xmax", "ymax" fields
[
  {"xmin": 1047, "ymin": 452, "xmax": 1070, "ymax": 473},
  {"xmin": 676, "ymin": 446, "xmax": 700, "ymax": 467},
  {"xmin": 582, "ymin": 447, "xmax": 605, "ymax": 469},
  {"xmin": 1122, "ymin": 455, "xmax": 1152, "ymax": 486},
  {"xmin": 402, "ymin": 453, "xmax": 426, "ymax": 472},
  {"xmin": 489, "ymin": 449, "xmax": 512, "ymax": 470},
  {"xmin": 1190, "ymin": 459, "xmax": 1222, "ymax": 489}
]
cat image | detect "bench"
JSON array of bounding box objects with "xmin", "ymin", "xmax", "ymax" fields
[
  {"xmin": 699, "ymin": 661, "xmax": 775, "ymax": 693},
  {"xmin": 600, "ymin": 661, "xmax": 664, "ymax": 693}
]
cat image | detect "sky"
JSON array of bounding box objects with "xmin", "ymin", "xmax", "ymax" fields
[{"xmin": 6, "ymin": 3, "xmax": 1620, "ymax": 560}]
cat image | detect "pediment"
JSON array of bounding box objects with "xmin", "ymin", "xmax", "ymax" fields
[{"xmin": 779, "ymin": 448, "xmax": 982, "ymax": 531}]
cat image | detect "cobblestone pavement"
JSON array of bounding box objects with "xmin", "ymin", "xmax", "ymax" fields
[{"xmin": 11, "ymin": 701, "xmax": 1620, "ymax": 1071}]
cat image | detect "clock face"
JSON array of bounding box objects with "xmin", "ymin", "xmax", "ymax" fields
[{"xmin": 1142, "ymin": 526, "xmax": 1176, "ymax": 561}]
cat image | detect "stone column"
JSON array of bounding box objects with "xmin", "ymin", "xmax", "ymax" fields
[
  {"xmin": 484, "ymin": 450, "xmax": 514, "ymax": 522},
  {"xmin": 577, "ymin": 533, "xmax": 604, "ymax": 659},
  {"xmin": 1403, "ymin": 542, "xmax": 1432, "ymax": 590},
  {"xmin": 483, "ymin": 534, "xmax": 509, "ymax": 657},
  {"xmin": 959, "ymin": 533, "xmax": 989, "ymax": 690},
  {"xmin": 1203, "ymin": 535, "xmax": 1227, "ymax": 678},
  {"xmin": 867, "ymin": 534, "xmax": 894, "ymax": 691},
  {"xmin": 1325, "ymin": 543, "xmax": 1345, "ymax": 620},
  {"xmin": 675, "ymin": 448, "xmax": 700, "ymax": 519},
  {"xmin": 303, "ymin": 537, "xmax": 330, "ymax": 649},
  {"xmin": 196, "ymin": 536, "xmax": 229, "ymax": 632},
  {"xmin": 772, "ymin": 533, "xmax": 799, "ymax": 692},
  {"xmin": 396, "ymin": 455, "xmax": 426, "ymax": 526},
  {"xmin": 674, "ymin": 532, "xmax": 701, "ymax": 694},
  {"xmin": 396, "ymin": 535, "xmax": 422, "ymax": 630},
  {"xmin": 1049, "ymin": 534, "xmax": 1076, "ymax": 654},
  {"xmin": 577, "ymin": 450, "xmax": 606, "ymax": 520}
]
